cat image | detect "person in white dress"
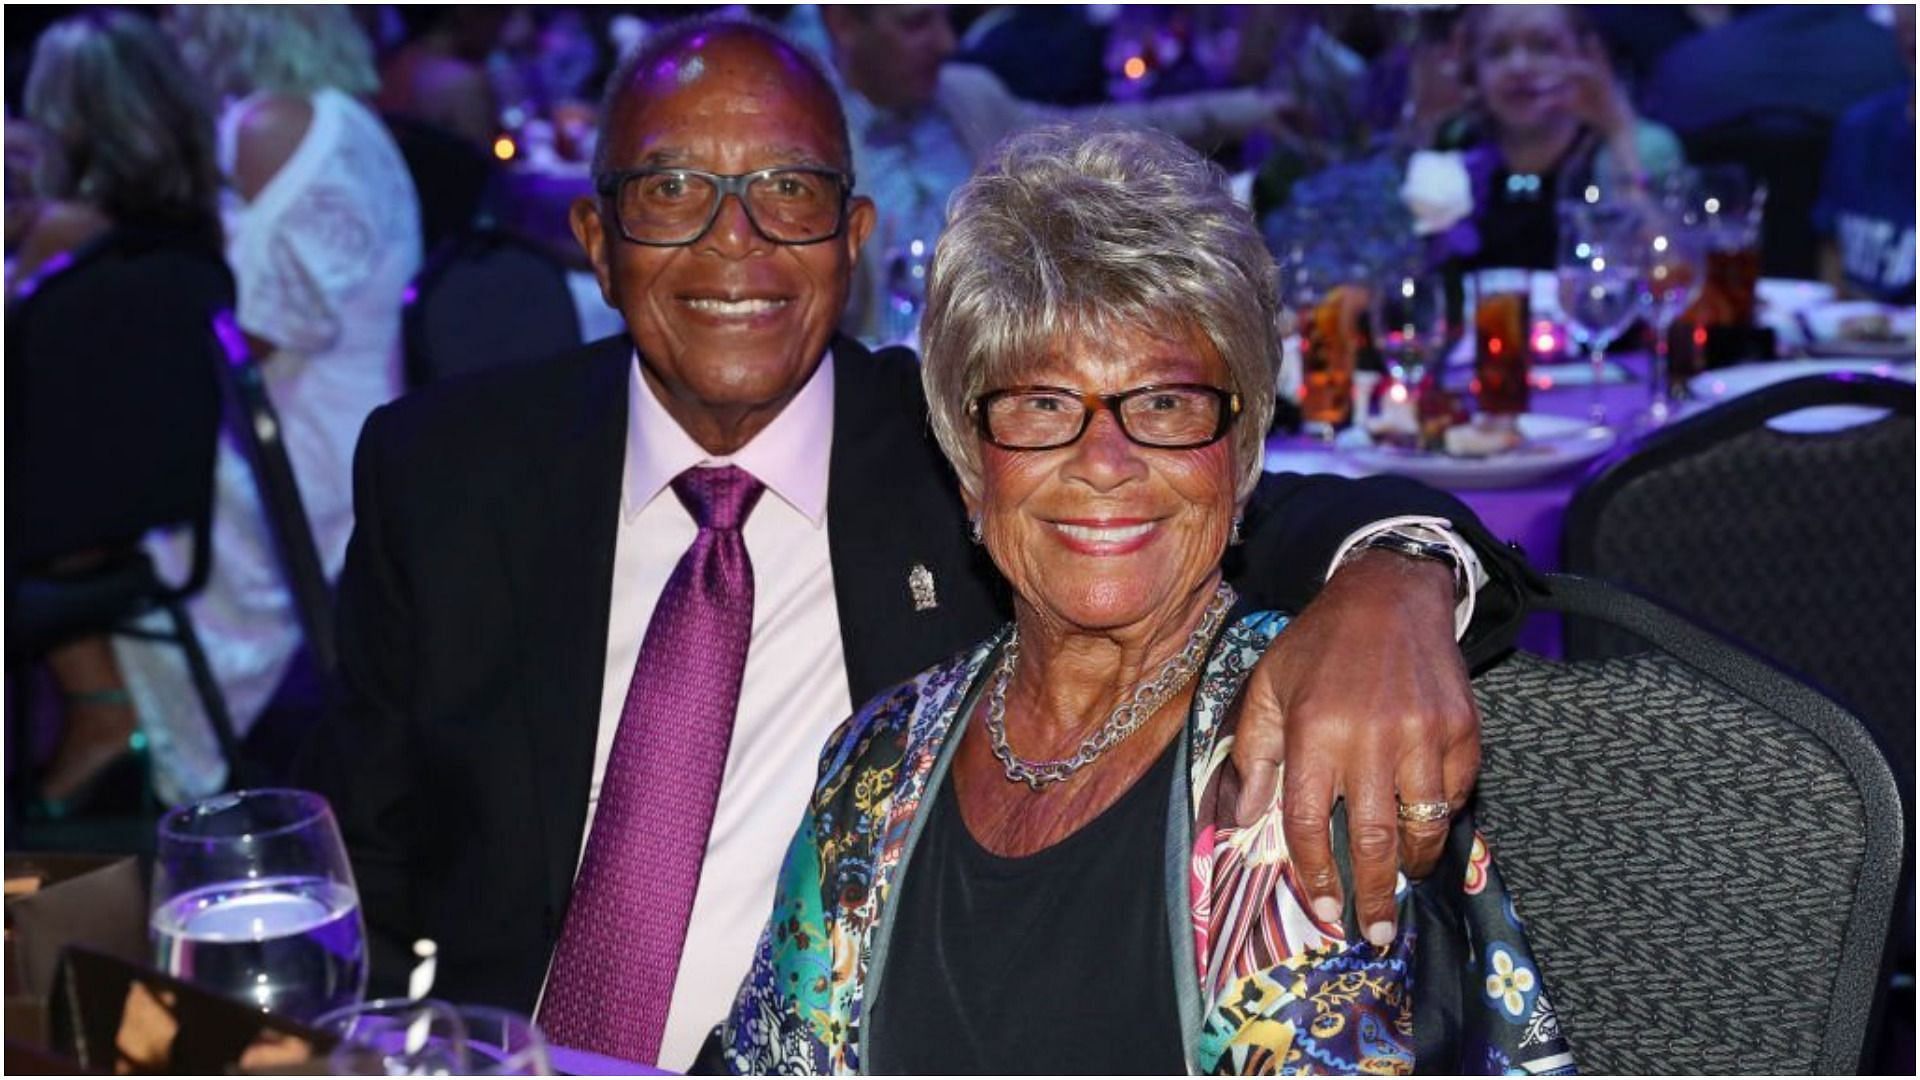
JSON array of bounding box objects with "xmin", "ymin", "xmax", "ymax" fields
[{"xmin": 114, "ymin": 5, "xmax": 422, "ymax": 803}]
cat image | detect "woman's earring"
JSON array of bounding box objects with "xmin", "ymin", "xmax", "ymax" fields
[
  {"xmin": 1229, "ymin": 515, "xmax": 1244, "ymax": 546},
  {"xmin": 969, "ymin": 516, "xmax": 984, "ymax": 545}
]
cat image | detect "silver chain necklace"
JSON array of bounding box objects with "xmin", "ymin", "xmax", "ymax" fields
[{"xmin": 983, "ymin": 582, "xmax": 1236, "ymax": 790}]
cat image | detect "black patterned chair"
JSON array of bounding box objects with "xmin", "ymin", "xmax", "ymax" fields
[
  {"xmin": 5, "ymin": 228, "xmax": 247, "ymax": 798},
  {"xmin": 1472, "ymin": 573, "xmax": 1903, "ymax": 1073},
  {"xmin": 1564, "ymin": 373, "xmax": 1913, "ymax": 828}
]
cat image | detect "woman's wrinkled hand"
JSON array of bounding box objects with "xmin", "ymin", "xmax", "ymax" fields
[{"xmin": 1228, "ymin": 549, "xmax": 1479, "ymax": 949}]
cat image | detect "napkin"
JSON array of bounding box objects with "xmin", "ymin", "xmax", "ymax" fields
[{"xmin": 1401, "ymin": 151, "xmax": 1474, "ymax": 237}]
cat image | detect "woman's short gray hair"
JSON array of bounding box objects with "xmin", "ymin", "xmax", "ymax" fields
[
  {"xmin": 920, "ymin": 124, "xmax": 1281, "ymax": 502},
  {"xmin": 167, "ymin": 4, "xmax": 378, "ymax": 100}
]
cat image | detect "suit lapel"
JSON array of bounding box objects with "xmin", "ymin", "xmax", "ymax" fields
[
  {"xmin": 512, "ymin": 336, "xmax": 632, "ymax": 921},
  {"xmin": 826, "ymin": 336, "xmax": 1006, "ymax": 705}
]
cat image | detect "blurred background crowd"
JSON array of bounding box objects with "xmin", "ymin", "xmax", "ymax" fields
[
  {"xmin": 2, "ymin": 4, "xmax": 1912, "ymax": 1071},
  {"xmin": 7, "ymin": 0, "xmax": 1913, "ymax": 837},
  {"xmin": 4, "ymin": 0, "xmax": 1913, "ymax": 934}
]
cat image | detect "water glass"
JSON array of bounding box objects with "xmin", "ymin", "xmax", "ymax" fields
[
  {"xmin": 151, "ymin": 789, "xmax": 367, "ymax": 1022},
  {"xmin": 1371, "ymin": 271, "xmax": 1451, "ymax": 390},
  {"xmin": 319, "ymin": 998, "xmax": 550, "ymax": 1075},
  {"xmin": 1556, "ymin": 201, "xmax": 1647, "ymax": 426}
]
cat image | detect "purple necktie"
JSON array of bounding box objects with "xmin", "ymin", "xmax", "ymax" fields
[{"xmin": 538, "ymin": 465, "xmax": 764, "ymax": 1064}]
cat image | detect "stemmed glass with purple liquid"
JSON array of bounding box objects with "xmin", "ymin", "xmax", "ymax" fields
[{"xmin": 150, "ymin": 789, "xmax": 368, "ymax": 1022}]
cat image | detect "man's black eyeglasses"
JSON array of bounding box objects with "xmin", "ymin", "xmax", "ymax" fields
[{"xmin": 594, "ymin": 166, "xmax": 855, "ymax": 246}]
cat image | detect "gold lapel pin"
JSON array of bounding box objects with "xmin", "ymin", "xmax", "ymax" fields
[{"xmin": 908, "ymin": 564, "xmax": 938, "ymax": 611}]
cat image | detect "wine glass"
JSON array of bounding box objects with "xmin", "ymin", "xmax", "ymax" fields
[
  {"xmin": 151, "ymin": 789, "xmax": 368, "ymax": 1022},
  {"xmin": 1642, "ymin": 174, "xmax": 1710, "ymax": 424},
  {"xmin": 1556, "ymin": 199, "xmax": 1647, "ymax": 427},
  {"xmin": 319, "ymin": 999, "xmax": 551, "ymax": 1075}
]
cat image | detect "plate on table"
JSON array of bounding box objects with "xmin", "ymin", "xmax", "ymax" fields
[
  {"xmin": 1757, "ymin": 278, "xmax": 1838, "ymax": 315},
  {"xmin": 1688, "ymin": 358, "xmax": 1915, "ymax": 433},
  {"xmin": 1797, "ymin": 300, "xmax": 1916, "ymax": 359},
  {"xmin": 1758, "ymin": 279, "xmax": 1839, "ymax": 350},
  {"xmin": 1339, "ymin": 414, "xmax": 1616, "ymax": 489}
]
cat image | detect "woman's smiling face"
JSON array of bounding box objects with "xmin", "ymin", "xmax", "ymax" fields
[
  {"xmin": 1471, "ymin": 5, "xmax": 1581, "ymax": 137},
  {"xmin": 970, "ymin": 321, "xmax": 1241, "ymax": 636}
]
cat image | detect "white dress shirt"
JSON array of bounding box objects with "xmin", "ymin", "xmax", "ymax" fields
[{"xmin": 565, "ymin": 349, "xmax": 851, "ymax": 1070}]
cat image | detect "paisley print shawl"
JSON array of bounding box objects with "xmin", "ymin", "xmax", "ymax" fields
[{"xmin": 721, "ymin": 614, "xmax": 1574, "ymax": 1075}]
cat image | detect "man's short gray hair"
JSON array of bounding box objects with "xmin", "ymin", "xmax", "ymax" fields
[
  {"xmin": 920, "ymin": 124, "xmax": 1281, "ymax": 502},
  {"xmin": 589, "ymin": 14, "xmax": 850, "ymax": 179}
]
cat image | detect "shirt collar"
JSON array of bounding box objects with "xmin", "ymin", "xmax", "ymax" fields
[{"xmin": 623, "ymin": 347, "xmax": 835, "ymax": 527}]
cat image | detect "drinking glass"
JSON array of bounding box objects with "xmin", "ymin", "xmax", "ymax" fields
[
  {"xmin": 1642, "ymin": 174, "xmax": 1710, "ymax": 422},
  {"xmin": 1466, "ymin": 267, "xmax": 1533, "ymax": 420},
  {"xmin": 319, "ymin": 999, "xmax": 551, "ymax": 1075},
  {"xmin": 1285, "ymin": 262, "xmax": 1367, "ymax": 440},
  {"xmin": 151, "ymin": 789, "xmax": 367, "ymax": 1022},
  {"xmin": 1371, "ymin": 271, "xmax": 1451, "ymax": 390},
  {"xmin": 1556, "ymin": 200, "xmax": 1647, "ymax": 426},
  {"xmin": 1665, "ymin": 164, "xmax": 1768, "ymax": 374}
]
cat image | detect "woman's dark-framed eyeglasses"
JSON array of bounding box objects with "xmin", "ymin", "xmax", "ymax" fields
[
  {"xmin": 593, "ymin": 166, "xmax": 855, "ymax": 246},
  {"xmin": 970, "ymin": 384, "xmax": 1241, "ymax": 451}
]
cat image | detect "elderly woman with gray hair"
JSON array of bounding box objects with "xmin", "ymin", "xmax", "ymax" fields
[{"xmin": 719, "ymin": 125, "xmax": 1573, "ymax": 1075}]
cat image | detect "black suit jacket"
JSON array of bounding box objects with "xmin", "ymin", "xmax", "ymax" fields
[{"xmin": 301, "ymin": 333, "xmax": 1534, "ymax": 1013}]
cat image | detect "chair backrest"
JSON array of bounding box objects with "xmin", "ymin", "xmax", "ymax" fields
[
  {"xmin": 403, "ymin": 227, "xmax": 581, "ymax": 388},
  {"xmin": 4, "ymin": 229, "xmax": 235, "ymax": 577},
  {"xmin": 209, "ymin": 313, "xmax": 338, "ymax": 676},
  {"xmin": 1473, "ymin": 573, "xmax": 1902, "ymax": 1074},
  {"xmin": 383, "ymin": 112, "xmax": 499, "ymax": 257},
  {"xmin": 1563, "ymin": 373, "xmax": 1915, "ymax": 817}
]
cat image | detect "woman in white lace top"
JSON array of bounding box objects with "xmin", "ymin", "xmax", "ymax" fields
[{"xmin": 113, "ymin": 5, "xmax": 422, "ymax": 803}]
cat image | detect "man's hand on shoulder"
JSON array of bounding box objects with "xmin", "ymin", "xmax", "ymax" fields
[{"xmin": 1229, "ymin": 548, "xmax": 1478, "ymax": 948}]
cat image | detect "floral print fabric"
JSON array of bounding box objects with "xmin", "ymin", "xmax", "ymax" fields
[{"xmin": 722, "ymin": 613, "xmax": 1575, "ymax": 1074}]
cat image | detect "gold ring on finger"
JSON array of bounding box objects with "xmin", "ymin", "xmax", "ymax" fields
[{"xmin": 1396, "ymin": 799, "xmax": 1452, "ymax": 824}]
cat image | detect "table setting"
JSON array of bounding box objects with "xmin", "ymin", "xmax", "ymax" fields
[
  {"xmin": 4, "ymin": 786, "xmax": 674, "ymax": 1076},
  {"xmin": 1266, "ymin": 163, "xmax": 1914, "ymax": 656}
]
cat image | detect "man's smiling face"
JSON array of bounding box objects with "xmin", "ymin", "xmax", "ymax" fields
[{"xmin": 574, "ymin": 29, "xmax": 875, "ymax": 453}]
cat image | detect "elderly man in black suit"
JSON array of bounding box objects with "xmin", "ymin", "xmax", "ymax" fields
[{"xmin": 303, "ymin": 17, "xmax": 1533, "ymax": 1070}]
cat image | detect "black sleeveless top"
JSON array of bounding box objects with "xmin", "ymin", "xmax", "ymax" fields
[{"xmin": 868, "ymin": 737, "xmax": 1187, "ymax": 1074}]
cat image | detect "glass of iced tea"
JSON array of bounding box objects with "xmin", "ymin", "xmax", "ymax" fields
[
  {"xmin": 1467, "ymin": 268, "xmax": 1533, "ymax": 419},
  {"xmin": 1287, "ymin": 265, "xmax": 1367, "ymax": 439}
]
